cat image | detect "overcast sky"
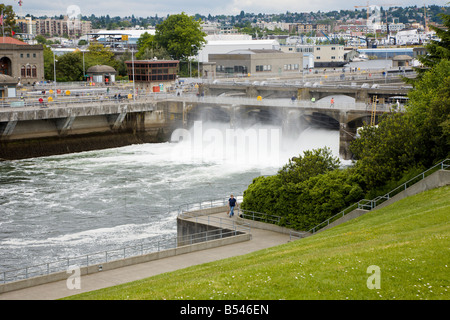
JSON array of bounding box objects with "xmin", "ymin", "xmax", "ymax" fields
[{"xmin": 12, "ymin": 0, "xmax": 449, "ymax": 18}]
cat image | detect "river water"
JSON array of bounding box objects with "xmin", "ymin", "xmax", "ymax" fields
[{"xmin": 0, "ymin": 121, "xmax": 340, "ymax": 273}]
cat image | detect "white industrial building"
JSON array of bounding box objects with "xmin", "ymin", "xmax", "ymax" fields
[{"xmin": 197, "ymin": 35, "xmax": 281, "ymax": 63}]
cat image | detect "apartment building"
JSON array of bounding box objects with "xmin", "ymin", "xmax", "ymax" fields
[
  {"xmin": 15, "ymin": 17, "xmax": 37, "ymax": 35},
  {"xmin": 289, "ymin": 23, "xmax": 331, "ymax": 35},
  {"xmin": 35, "ymin": 16, "xmax": 92, "ymax": 37}
]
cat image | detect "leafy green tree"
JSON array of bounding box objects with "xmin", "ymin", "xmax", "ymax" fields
[
  {"xmin": 83, "ymin": 43, "xmax": 119, "ymax": 71},
  {"xmin": 281, "ymin": 168, "xmax": 363, "ymax": 230},
  {"xmin": 43, "ymin": 43, "xmax": 120, "ymax": 82},
  {"xmin": 419, "ymin": 12, "xmax": 450, "ymax": 70},
  {"xmin": 136, "ymin": 32, "xmax": 170, "ymax": 60},
  {"xmin": 407, "ymin": 59, "xmax": 450, "ymax": 165},
  {"xmin": 241, "ymin": 148, "xmax": 362, "ymax": 231},
  {"xmin": 43, "ymin": 45, "xmax": 55, "ymax": 81},
  {"xmin": 242, "ymin": 174, "xmax": 283, "ymax": 215},
  {"xmin": 352, "ymin": 57, "xmax": 450, "ymax": 191},
  {"xmin": 0, "ymin": 4, "xmax": 15, "ymax": 36},
  {"xmin": 350, "ymin": 113, "xmax": 421, "ymax": 191},
  {"xmin": 55, "ymin": 52, "xmax": 84, "ymax": 81},
  {"xmin": 278, "ymin": 147, "xmax": 340, "ymax": 184},
  {"xmin": 154, "ymin": 12, "xmax": 206, "ymax": 60},
  {"xmin": 35, "ymin": 35, "xmax": 48, "ymax": 45}
]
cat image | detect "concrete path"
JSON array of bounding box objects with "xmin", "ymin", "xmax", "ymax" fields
[{"xmin": 0, "ymin": 211, "xmax": 291, "ymax": 300}]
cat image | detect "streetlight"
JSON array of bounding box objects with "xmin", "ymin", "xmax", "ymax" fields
[
  {"xmin": 53, "ymin": 51, "xmax": 58, "ymax": 98},
  {"xmin": 82, "ymin": 50, "xmax": 85, "ymax": 83},
  {"xmin": 131, "ymin": 48, "xmax": 136, "ymax": 100}
]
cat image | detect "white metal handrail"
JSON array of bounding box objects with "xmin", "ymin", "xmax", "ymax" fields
[{"xmin": 0, "ymin": 222, "xmax": 248, "ymax": 284}]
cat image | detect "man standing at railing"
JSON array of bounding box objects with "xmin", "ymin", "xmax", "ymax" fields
[{"xmin": 228, "ymin": 194, "xmax": 239, "ymax": 218}]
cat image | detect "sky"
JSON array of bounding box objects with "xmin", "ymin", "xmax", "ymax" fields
[{"xmin": 10, "ymin": 0, "xmax": 449, "ymax": 18}]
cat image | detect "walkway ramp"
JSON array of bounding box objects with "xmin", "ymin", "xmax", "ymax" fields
[{"xmin": 0, "ymin": 209, "xmax": 291, "ymax": 300}]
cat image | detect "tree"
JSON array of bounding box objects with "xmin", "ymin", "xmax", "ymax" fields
[
  {"xmin": 43, "ymin": 45, "xmax": 55, "ymax": 81},
  {"xmin": 0, "ymin": 4, "xmax": 15, "ymax": 36},
  {"xmin": 407, "ymin": 59, "xmax": 450, "ymax": 165},
  {"xmin": 35, "ymin": 35, "xmax": 48, "ymax": 45},
  {"xmin": 277, "ymin": 147, "xmax": 340, "ymax": 184},
  {"xmin": 240, "ymin": 148, "xmax": 361, "ymax": 231},
  {"xmin": 350, "ymin": 59, "xmax": 450, "ymax": 191},
  {"xmin": 83, "ymin": 43, "xmax": 119, "ymax": 72},
  {"xmin": 154, "ymin": 12, "xmax": 206, "ymax": 61},
  {"xmin": 55, "ymin": 52, "xmax": 84, "ymax": 81},
  {"xmin": 136, "ymin": 32, "xmax": 170, "ymax": 60},
  {"xmin": 350, "ymin": 113, "xmax": 421, "ymax": 191},
  {"xmin": 418, "ymin": 13, "xmax": 450, "ymax": 70},
  {"xmin": 43, "ymin": 43, "xmax": 120, "ymax": 82}
]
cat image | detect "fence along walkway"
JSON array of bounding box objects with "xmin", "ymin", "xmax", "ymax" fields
[
  {"xmin": 289, "ymin": 159, "xmax": 450, "ymax": 238},
  {"xmin": 233, "ymin": 159, "xmax": 449, "ymax": 239},
  {"xmin": 0, "ymin": 197, "xmax": 246, "ymax": 285},
  {"xmin": 1, "ymin": 161, "xmax": 448, "ymax": 298},
  {"xmin": 0, "ymin": 209, "xmax": 291, "ymax": 300}
]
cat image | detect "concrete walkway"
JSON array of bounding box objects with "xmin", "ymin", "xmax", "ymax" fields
[{"xmin": 0, "ymin": 211, "xmax": 292, "ymax": 300}]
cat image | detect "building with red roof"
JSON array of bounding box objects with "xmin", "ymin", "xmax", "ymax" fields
[{"xmin": 0, "ymin": 36, "xmax": 45, "ymax": 85}]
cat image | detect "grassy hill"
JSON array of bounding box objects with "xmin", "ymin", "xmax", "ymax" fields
[{"xmin": 64, "ymin": 185, "xmax": 450, "ymax": 300}]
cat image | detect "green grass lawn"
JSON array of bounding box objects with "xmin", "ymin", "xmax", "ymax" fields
[{"xmin": 64, "ymin": 185, "xmax": 450, "ymax": 300}]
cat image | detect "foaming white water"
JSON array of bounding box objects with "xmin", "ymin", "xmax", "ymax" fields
[
  {"xmin": 170, "ymin": 121, "xmax": 339, "ymax": 174},
  {"xmin": 2, "ymin": 221, "xmax": 176, "ymax": 248},
  {"xmin": 0, "ymin": 121, "xmax": 340, "ymax": 270}
]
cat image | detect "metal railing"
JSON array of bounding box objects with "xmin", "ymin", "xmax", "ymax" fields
[
  {"xmin": 289, "ymin": 158, "xmax": 450, "ymax": 239},
  {"xmin": 176, "ymin": 195, "xmax": 243, "ymax": 215},
  {"xmin": 0, "ymin": 196, "xmax": 248, "ymax": 285},
  {"xmin": 171, "ymin": 95, "xmax": 397, "ymax": 112},
  {"xmin": 239, "ymin": 209, "xmax": 284, "ymax": 225},
  {"xmin": 1, "ymin": 93, "xmax": 398, "ymax": 112},
  {"xmin": 209, "ymin": 69, "xmax": 416, "ymax": 85},
  {"xmin": 356, "ymin": 159, "xmax": 450, "ymax": 211},
  {"xmin": 232, "ymin": 159, "xmax": 448, "ymax": 239},
  {"xmin": 178, "ymin": 212, "xmax": 251, "ymax": 236}
]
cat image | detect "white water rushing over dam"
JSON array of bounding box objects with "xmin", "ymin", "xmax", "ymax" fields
[{"xmin": 0, "ymin": 121, "xmax": 340, "ymax": 272}]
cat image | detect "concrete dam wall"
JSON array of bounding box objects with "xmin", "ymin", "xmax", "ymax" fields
[{"xmin": 0, "ymin": 99, "xmax": 184, "ymax": 160}]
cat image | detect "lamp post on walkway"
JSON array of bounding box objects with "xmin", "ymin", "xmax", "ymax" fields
[
  {"xmin": 131, "ymin": 48, "xmax": 136, "ymax": 100},
  {"xmin": 53, "ymin": 51, "xmax": 57, "ymax": 98}
]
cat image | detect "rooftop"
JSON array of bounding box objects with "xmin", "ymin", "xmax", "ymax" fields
[
  {"xmin": 0, "ymin": 37, "xmax": 28, "ymax": 45},
  {"xmin": 226, "ymin": 49, "xmax": 283, "ymax": 55},
  {"xmin": 0, "ymin": 74, "xmax": 18, "ymax": 84},
  {"xmin": 125, "ymin": 60, "xmax": 179, "ymax": 64},
  {"xmin": 86, "ymin": 65, "xmax": 117, "ymax": 73}
]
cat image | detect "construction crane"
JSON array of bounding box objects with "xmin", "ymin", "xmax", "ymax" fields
[{"xmin": 355, "ymin": 1, "xmax": 372, "ymax": 22}]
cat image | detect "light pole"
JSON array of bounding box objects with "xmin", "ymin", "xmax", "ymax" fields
[
  {"xmin": 53, "ymin": 51, "xmax": 57, "ymax": 98},
  {"xmin": 82, "ymin": 50, "xmax": 85, "ymax": 83},
  {"xmin": 131, "ymin": 48, "xmax": 136, "ymax": 100}
]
